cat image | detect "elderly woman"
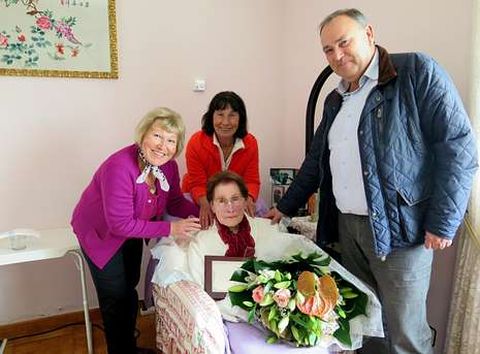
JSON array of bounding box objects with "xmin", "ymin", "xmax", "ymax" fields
[
  {"xmin": 181, "ymin": 91, "xmax": 261, "ymax": 228},
  {"xmin": 71, "ymin": 107, "xmax": 201, "ymax": 354},
  {"xmin": 154, "ymin": 171, "xmax": 288, "ymax": 287}
]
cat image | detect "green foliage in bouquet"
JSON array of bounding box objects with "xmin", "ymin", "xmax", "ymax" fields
[{"xmin": 228, "ymin": 252, "xmax": 368, "ymax": 347}]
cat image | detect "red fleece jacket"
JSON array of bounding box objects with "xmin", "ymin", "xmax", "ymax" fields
[{"xmin": 181, "ymin": 131, "xmax": 260, "ymax": 202}]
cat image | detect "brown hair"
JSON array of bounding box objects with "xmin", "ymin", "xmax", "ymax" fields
[{"xmin": 206, "ymin": 171, "xmax": 249, "ymax": 202}]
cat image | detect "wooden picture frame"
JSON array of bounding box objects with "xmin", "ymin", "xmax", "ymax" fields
[
  {"xmin": 204, "ymin": 255, "xmax": 249, "ymax": 300},
  {"xmin": 0, "ymin": 0, "xmax": 118, "ymax": 79}
]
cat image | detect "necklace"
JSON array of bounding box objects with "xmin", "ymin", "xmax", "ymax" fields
[{"xmin": 221, "ymin": 144, "xmax": 234, "ymax": 161}]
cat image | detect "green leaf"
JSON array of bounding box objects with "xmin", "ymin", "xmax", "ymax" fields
[
  {"xmin": 264, "ymin": 281, "xmax": 272, "ymax": 294},
  {"xmin": 230, "ymin": 269, "xmax": 250, "ymax": 282},
  {"xmin": 291, "ymin": 325, "xmax": 302, "ymax": 344},
  {"xmin": 342, "ymin": 292, "xmax": 359, "ymax": 299},
  {"xmin": 333, "ymin": 318, "xmax": 352, "ymax": 347},
  {"xmin": 287, "ymin": 298, "xmax": 296, "ymax": 311},
  {"xmin": 228, "ymin": 284, "xmax": 248, "ymax": 292},
  {"xmin": 228, "ymin": 290, "xmax": 253, "ymax": 310},
  {"xmin": 274, "ymin": 269, "xmax": 282, "ymax": 282},
  {"xmin": 278, "ymin": 316, "xmax": 289, "ymax": 333},
  {"xmin": 295, "ymin": 291, "xmax": 305, "ymax": 304},
  {"xmin": 266, "ymin": 335, "xmax": 277, "ymax": 344},
  {"xmin": 308, "ymin": 332, "xmax": 317, "ymax": 346},
  {"xmin": 259, "ymin": 293, "xmax": 274, "ymax": 306},
  {"xmin": 242, "ymin": 301, "xmax": 254, "ymax": 308},
  {"xmin": 273, "ymin": 280, "xmax": 291, "ymax": 289},
  {"xmin": 269, "ymin": 319, "xmax": 279, "ymax": 335},
  {"xmin": 247, "ymin": 308, "xmax": 255, "ymax": 323},
  {"xmin": 268, "ymin": 306, "xmax": 277, "ymax": 322}
]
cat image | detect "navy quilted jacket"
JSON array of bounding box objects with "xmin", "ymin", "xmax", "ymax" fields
[{"xmin": 277, "ymin": 46, "xmax": 478, "ymax": 257}]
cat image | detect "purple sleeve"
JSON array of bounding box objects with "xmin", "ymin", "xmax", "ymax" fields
[
  {"xmin": 100, "ymin": 160, "xmax": 171, "ymax": 239},
  {"xmin": 166, "ymin": 161, "xmax": 200, "ymax": 218}
]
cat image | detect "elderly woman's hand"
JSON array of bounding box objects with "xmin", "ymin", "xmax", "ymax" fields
[
  {"xmin": 245, "ymin": 196, "xmax": 256, "ymax": 217},
  {"xmin": 198, "ymin": 197, "xmax": 214, "ymax": 229},
  {"xmin": 170, "ymin": 217, "xmax": 201, "ymax": 241}
]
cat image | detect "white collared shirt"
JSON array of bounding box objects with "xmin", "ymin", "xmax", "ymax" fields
[
  {"xmin": 213, "ymin": 134, "xmax": 245, "ymax": 170},
  {"xmin": 328, "ymin": 50, "xmax": 379, "ymax": 215}
]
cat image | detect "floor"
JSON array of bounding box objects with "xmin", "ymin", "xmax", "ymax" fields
[{"xmin": 2, "ymin": 312, "xmax": 159, "ymax": 354}]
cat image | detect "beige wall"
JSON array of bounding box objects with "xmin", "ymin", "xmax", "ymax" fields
[{"xmin": 0, "ymin": 1, "xmax": 474, "ymax": 352}]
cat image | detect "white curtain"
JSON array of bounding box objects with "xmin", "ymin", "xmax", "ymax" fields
[{"xmin": 444, "ymin": 0, "xmax": 480, "ymax": 352}]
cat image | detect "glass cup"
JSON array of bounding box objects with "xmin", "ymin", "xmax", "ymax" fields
[{"xmin": 9, "ymin": 234, "xmax": 27, "ymax": 250}]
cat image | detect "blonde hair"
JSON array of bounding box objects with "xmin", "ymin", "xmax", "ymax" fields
[{"xmin": 134, "ymin": 107, "xmax": 186, "ymax": 158}]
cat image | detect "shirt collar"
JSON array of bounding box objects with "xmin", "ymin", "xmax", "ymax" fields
[
  {"xmin": 337, "ymin": 48, "xmax": 379, "ymax": 95},
  {"xmin": 213, "ymin": 134, "xmax": 244, "ymax": 151}
]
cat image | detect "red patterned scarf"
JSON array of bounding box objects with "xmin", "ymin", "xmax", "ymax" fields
[{"xmin": 216, "ymin": 216, "xmax": 255, "ymax": 257}]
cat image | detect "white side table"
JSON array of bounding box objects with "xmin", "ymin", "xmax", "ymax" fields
[{"xmin": 0, "ymin": 228, "xmax": 93, "ymax": 354}]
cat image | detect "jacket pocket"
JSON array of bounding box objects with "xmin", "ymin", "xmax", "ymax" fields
[{"xmin": 397, "ymin": 191, "xmax": 429, "ymax": 243}]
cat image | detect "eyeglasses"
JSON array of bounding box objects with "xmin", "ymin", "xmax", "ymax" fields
[{"xmin": 213, "ymin": 195, "xmax": 245, "ymax": 209}]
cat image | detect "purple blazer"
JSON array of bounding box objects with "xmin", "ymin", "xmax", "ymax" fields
[{"xmin": 71, "ymin": 144, "xmax": 199, "ymax": 269}]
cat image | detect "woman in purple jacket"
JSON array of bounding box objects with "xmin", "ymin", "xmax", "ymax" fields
[{"xmin": 71, "ymin": 107, "xmax": 201, "ymax": 354}]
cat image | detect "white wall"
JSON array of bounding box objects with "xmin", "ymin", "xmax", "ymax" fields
[
  {"xmin": 0, "ymin": 1, "xmax": 474, "ymax": 352},
  {"xmin": 0, "ymin": 0, "xmax": 284, "ymax": 323}
]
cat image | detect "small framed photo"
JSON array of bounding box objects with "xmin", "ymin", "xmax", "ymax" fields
[
  {"xmin": 204, "ymin": 256, "xmax": 249, "ymax": 300},
  {"xmin": 271, "ymin": 185, "xmax": 285, "ymax": 206},
  {"xmin": 270, "ymin": 168, "xmax": 297, "ymax": 185}
]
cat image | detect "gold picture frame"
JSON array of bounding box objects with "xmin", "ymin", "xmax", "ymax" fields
[{"xmin": 0, "ymin": 0, "xmax": 118, "ymax": 79}]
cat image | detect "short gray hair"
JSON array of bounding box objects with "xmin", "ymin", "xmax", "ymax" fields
[
  {"xmin": 134, "ymin": 107, "xmax": 186, "ymax": 158},
  {"xmin": 319, "ymin": 8, "xmax": 368, "ymax": 34}
]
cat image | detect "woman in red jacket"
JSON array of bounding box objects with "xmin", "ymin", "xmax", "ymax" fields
[{"xmin": 182, "ymin": 91, "xmax": 260, "ymax": 229}]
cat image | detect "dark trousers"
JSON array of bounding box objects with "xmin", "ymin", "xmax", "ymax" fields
[{"xmin": 84, "ymin": 238, "xmax": 143, "ymax": 354}]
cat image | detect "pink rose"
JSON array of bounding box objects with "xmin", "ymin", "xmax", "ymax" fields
[
  {"xmin": 252, "ymin": 285, "xmax": 265, "ymax": 303},
  {"xmin": 273, "ymin": 288, "xmax": 291, "ymax": 308},
  {"xmin": 0, "ymin": 33, "xmax": 8, "ymax": 48},
  {"xmin": 36, "ymin": 16, "xmax": 52, "ymax": 30}
]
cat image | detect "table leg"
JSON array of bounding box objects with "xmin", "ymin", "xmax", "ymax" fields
[
  {"xmin": 0, "ymin": 338, "xmax": 7, "ymax": 354},
  {"xmin": 67, "ymin": 250, "xmax": 93, "ymax": 354}
]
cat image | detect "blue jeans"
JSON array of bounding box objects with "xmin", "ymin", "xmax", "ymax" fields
[
  {"xmin": 84, "ymin": 238, "xmax": 143, "ymax": 354},
  {"xmin": 338, "ymin": 213, "xmax": 433, "ymax": 354}
]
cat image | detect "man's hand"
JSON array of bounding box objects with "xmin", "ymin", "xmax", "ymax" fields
[
  {"xmin": 265, "ymin": 207, "xmax": 284, "ymax": 224},
  {"xmin": 424, "ymin": 231, "xmax": 452, "ymax": 250}
]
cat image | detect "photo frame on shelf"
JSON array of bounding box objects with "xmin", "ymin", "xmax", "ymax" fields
[
  {"xmin": 204, "ymin": 256, "xmax": 249, "ymax": 300},
  {"xmin": 269, "ymin": 168, "xmax": 297, "ymax": 185},
  {"xmin": 271, "ymin": 184, "xmax": 285, "ymax": 207},
  {"xmin": 0, "ymin": 0, "xmax": 118, "ymax": 79},
  {"xmin": 269, "ymin": 167, "xmax": 308, "ymax": 215}
]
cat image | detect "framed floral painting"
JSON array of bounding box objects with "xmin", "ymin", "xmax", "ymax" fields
[{"xmin": 0, "ymin": 0, "xmax": 118, "ymax": 79}]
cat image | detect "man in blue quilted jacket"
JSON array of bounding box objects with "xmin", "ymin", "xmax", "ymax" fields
[{"xmin": 267, "ymin": 8, "xmax": 477, "ymax": 354}]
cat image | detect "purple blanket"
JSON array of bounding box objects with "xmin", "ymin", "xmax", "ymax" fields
[{"xmin": 225, "ymin": 321, "xmax": 343, "ymax": 353}]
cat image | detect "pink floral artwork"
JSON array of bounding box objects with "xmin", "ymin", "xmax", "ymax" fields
[{"xmin": 0, "ymin": 0, "xmax": 117, "ymax": 78}]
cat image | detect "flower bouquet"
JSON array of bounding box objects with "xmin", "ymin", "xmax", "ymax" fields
[{"xmin": 228, "ymin": 252, "xmax": 368, "ymax": 348}]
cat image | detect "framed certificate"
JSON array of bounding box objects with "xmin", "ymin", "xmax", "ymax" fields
[{"xmin": 204, "ymin": 256, "xmax": 249, "ymax": 300}]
